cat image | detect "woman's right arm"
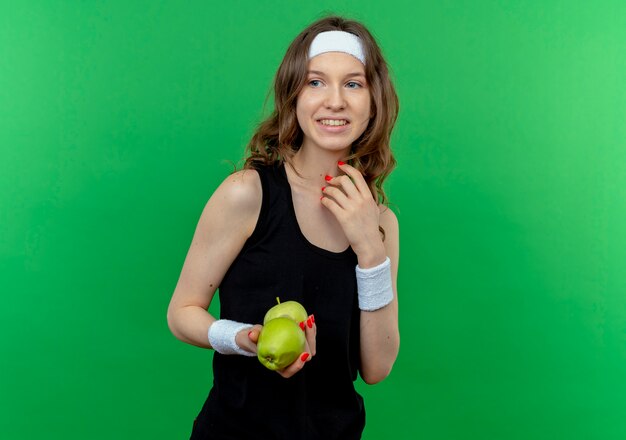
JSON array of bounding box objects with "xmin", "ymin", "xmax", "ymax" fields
[{"xmin": 166, "ymin": 169, "xmax": 262, "ymax": 349}]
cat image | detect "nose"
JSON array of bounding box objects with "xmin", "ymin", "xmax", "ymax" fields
[{"xmin": 323, "ymin": 85, "xmax": 346, "ymax": 110}]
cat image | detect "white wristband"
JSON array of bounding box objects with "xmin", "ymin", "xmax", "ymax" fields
[
  {"xmin": 356, "ymin": 257, "xmax": 394, "ymax": 311},
  {"xmin": 208, "ymin": 319, "xmax": 255, "ymax": 356}
]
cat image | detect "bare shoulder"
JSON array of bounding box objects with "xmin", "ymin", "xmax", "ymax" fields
[
  {"xmin": 199, "ymin": 169, "xmax": 262, "ymax": 238},
  {"xmin": 212, "ymin": 169, "xmax": 262, "ymax": 210}
]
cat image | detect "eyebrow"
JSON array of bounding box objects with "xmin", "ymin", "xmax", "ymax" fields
[{"xmin": 307, "ymin": 70, "xmax": 365, "ymax": 78}]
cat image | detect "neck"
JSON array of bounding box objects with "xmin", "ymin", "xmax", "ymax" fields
[{"xmin": 290, "ymin": 145, "xmax": 350, "ymax": 184}]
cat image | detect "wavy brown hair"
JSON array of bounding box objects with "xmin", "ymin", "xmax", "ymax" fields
[{"xmin": 243, "ymin": 15, "xmax": 399, "ymax": 205}]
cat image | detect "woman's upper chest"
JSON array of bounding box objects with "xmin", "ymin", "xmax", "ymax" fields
[{"xmin": 289, "ymin": 184, "xmax": 350, "ymax": 254}]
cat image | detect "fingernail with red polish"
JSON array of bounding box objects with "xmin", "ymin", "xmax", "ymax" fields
[
  {"xmin": 325, "ymin": 175, "xmax": 333, "ymax": 181},
  {"xmin": 299, "ymin": 322, "xmax": 306, "ymax": 331},
  {"xmin": 307, "ymin": 317, "xmax": 313, "ymax": 328},
  {"xmin": 301, "ymin": 353, "xmax": 310, "ymax": 362},
  {"xmin": 311, "ymin": 314, "xmax": 315, "ymax": 324},
  {"xmin": 338, "ymin": 161, "xmax": 346, "ymax": 166},
  {"xmin": 321, "ymin": 186, "xmax": 326, "ymax": 192}
]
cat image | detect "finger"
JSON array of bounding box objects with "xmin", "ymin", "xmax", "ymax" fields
[
  {"xmin": 337, "ymin": 162, "xmax": 371, "ymax": 196},
  {"xmin": 303, "ymin": 339, "xmax": 312, "ymax": 358},
  {"xmin": 321, "ymin": 185, "xmax": 350, "ymax": 209},
  {"xmin": 247, "ymin": 324, "xmax": 263, "ymax": 344},
  {"xmin": 320, "ymin": 194, "xmax": 346, "ymax": 220},
  {"xmin": 305, "ymin": 315, "xmax": 316, "ymax": 356},
  {"xmin": 276, "ymin": 352, "xmax": 310, "ymax": 379},
  {"xmin": 237, "ymin": 324, "xmax": 262, "ymax": 353},
  {"xmin": 325, "ymin": 174, "xmax": 360, "ymax": 199},
  {"xmin": 299, "ymin": 317, "xmax": 315, "ymax": 356}
]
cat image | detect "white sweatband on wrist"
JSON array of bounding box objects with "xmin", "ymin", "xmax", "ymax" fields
[
  {"xmin": 356, "ymin": 257, "xmax": 394, "ymax": 311},
  {"xmin": 208, "ymin": 319, "xmax": 255, "ymax": 357},
  {"xmin": 308, "ymin": 31, "xmax": 366, "ymax": 65}
]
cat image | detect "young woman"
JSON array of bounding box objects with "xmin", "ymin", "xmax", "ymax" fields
[{"xmin": 167, "ymin": 15, "xmax": 400, "ymax": 440}]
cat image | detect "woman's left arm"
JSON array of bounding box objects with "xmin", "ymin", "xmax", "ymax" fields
[
  {"xmin": 358, "ymin": 205, "xmax": 399, "ymax": 384},
  {"xmin": 321, "ymin": 162, "xmax": 400, "ymax": 385}
]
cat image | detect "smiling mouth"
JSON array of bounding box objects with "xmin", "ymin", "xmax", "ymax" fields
[{"xmin": 317, "ymin": 119, "xmax": 350, "ymax": 126}]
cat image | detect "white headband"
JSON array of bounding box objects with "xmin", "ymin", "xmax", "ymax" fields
[{"xmin": 308, "ymin": 31, "xmax": 366, "ymax": 65}]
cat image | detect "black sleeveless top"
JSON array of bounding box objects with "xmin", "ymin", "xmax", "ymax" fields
[{"xmin": 190, "ymin": 163, "xmax": 365, "ymax": 440}]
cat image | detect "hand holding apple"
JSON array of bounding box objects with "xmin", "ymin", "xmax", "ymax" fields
[
  {"xmin": 257, "ymin": 317, "xmax": 306, "ymax": 370},
  {"xmin": 255, "ymin": 298, "xmax": 316, "ymax": 377}
]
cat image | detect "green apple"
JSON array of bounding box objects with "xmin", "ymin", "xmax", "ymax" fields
[
  {"xmin": 257, "ymin": 317, "xmax": 306, "ymax": 371},
  {"xmin": 263, "ymin": 297, "xmax": 308, "ymax": 325}
]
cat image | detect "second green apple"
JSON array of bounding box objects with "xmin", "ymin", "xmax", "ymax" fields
[{"xmin": 263, "ymin": 298, "xmax": 308, "ymax": 324}]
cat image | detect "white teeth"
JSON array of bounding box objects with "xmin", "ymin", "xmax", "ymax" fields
[{"xmin": 319, "ymin": 119, "xmax": 347, "ymax": 126}]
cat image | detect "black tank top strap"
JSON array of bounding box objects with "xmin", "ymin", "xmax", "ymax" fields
[{"xmin": 241, "ymin": 165, "xmax": 271, "ymax": 251}]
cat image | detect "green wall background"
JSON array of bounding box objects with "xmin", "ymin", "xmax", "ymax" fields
[{"xmin": 1, "ymin": 1, "xmax": 625, "ymax": 439}]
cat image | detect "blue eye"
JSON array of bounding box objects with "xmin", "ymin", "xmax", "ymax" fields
[
  {"xmin": 309, "ymin": 80, "xmax": 322, "ymax": 87},
  {"xmin": 346, "ymin": 81, "xmax": 362, "ymax": 89}
]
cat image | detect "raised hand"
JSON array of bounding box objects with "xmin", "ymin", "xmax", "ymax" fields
[{"xmin": 320, "ymin": 161, "xmax": 386, "ymax": 268}]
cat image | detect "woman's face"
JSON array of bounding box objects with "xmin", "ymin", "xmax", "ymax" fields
[{"xmin": 296, "ymin": 52, "xmax": 371, "ymax": 154}]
